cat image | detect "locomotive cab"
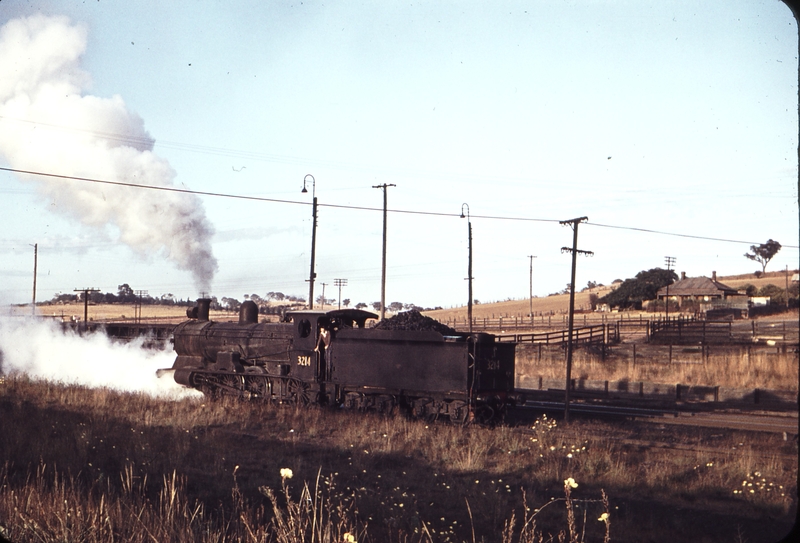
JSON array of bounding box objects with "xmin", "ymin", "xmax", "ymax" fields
[{"xmin": 284, "ymin": 309, "xmax": 379, "ymax": 383}]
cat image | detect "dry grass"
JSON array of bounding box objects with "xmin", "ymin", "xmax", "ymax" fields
[
  {"xmin": 517, "ymin": 347, "xmax": 800, "ymax": 392},
  {"xmin": 0, "ymin": 376, "xmax": 796, "ymax": 542}
]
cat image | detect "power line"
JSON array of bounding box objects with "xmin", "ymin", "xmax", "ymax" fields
[{"xmin": 1, "ymin": 166, "xmax": 796, "ymax": 249}]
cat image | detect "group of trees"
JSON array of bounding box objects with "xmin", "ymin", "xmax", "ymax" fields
[
  {"xmin": 598, "ymin": 268, "xmax": 679, "ymax": 310},
  {"xmin": 45, "ymin": 285, "xmax": 440, "ymax": 315},
  {"xmin": 48, "ymin": 284, "xmax": 193, "ymax": 306}
]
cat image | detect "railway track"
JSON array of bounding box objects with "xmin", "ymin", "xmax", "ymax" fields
[{"xmin": 514, "ymin": 390, "xmax": 799, "ymax": 435}]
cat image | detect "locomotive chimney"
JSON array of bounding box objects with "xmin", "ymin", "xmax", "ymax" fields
[
  {"xmin": 239, "ymin": 300, "xmax": 259, "ymax": 324},
  {"xmin": 197, "ymin": 298, "xmax": 211, "ymax": 322}
]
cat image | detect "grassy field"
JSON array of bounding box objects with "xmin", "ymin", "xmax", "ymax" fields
[
  {"xmin": 0, "ymin": 377, "xmax": 796, "ymax": 542},
  {"xmin": 516, "ymin": 345, "xmax": 799, "ymax": 392},
  {"xmin": 8, "ymin": 270, "xmax": 794, "ymax": 324},
  {"xmin": 1, "ymin": 271, "xmax": 796, "ymax": 541}
]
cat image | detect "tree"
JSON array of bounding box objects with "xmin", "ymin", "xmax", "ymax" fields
[
  {"xmin": 757, "ymin": 284, "xmax": 785, "ymax": 303},
  {"xmin": 598, "ymin": 267, "xmax": 678, "ymax": 309},
  {"xmin": 220, "ymin": 297, "xmax": 241, "ymax": 312},
  {"xmin": 355, "ymin": 302, "xmax": 368, "ymax": 310},
  {"xmin": 388, "ymin": 301, "xmax": 404, "ymax": 313},
  {"xmin": 744, "ymin": 239, "xmax": 781, "ymax": 273},
  {"xmin": 740, "ymin": 284, "xmax": 758, "ymax": 297},
  {"xmin": 342, "ymin": 298, "xmax": 351, "ymax": 308}
]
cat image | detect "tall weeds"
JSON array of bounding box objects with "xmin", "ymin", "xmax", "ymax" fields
[
  {"xmin": 0, "ymin": 376, "xmax": 795, "ymax": 542},
  {"xmin": 517, "ymin": 347, "xmax": 799, "ymax": 391}
]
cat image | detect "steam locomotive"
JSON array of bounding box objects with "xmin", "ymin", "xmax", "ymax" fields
[{"xmin": 163, "ymin": 299, "xmax": 516, "ymax": 422}]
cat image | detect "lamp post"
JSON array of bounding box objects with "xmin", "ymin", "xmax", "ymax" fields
[
  {"xmin": 528, "ymin": 255, "xmax": 536, "ymax": 327},
  {"xmin": 460, "ymin": 203, "xmax": 473, "ymax": 335},
  {"xmin": 302, "ymin": 174, "xmax": 318, "ymax": 309}
]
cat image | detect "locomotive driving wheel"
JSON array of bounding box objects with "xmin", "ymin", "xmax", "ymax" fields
[
  {"xmin": 245, "ymin": 375, "xmax": 269, "ymax": 400},
  {"xmin": 219, "ymin": 374, "xmax": 245, "ymax": 398},
  {"xmin": 286, "ymin": 379, "xmax": 311, "ymax": 406}
]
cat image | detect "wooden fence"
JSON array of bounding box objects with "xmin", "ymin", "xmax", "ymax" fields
[{"xmin": 496, "ymin": 324, "xmax": 616, "ymax": 349}]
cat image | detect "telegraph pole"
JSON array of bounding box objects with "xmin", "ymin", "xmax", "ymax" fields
[
  {"xmin": 461, "ymin": 204, "xmax": 473, "ymax": 335},
  {"xmin": 664, "ymin": 256, "xmax": 676, "ymax": 322},
  {"xmin": 372, "ymin": 183, "xmax": 395, "ymax": 320},
  {"xmin": 302, "ymin": 174, "xmax": 318, "ymax": 309},
  {"xmin": 134, "ymin": 289, "xmax": 148, "ymax": 324},
  {"xmin": 560, "ymin": 217, "xmax": 592, "ymax": 423},
  {"xmin": 31, "ymin": 243, "xmax": 37, "ymax": 316},
  {"xmin": 528, "ymin": 255, "xmax": 536, "ymax": 326},
  {"xmin": 74, "ymin": 288, "xmax": 100, "ymax": 331},
  {"xmin": 334, "ymin": 278, "xmax": 348, "ymax": 310}
]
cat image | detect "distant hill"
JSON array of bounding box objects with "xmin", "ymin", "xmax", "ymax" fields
[{"xmin": 423, "ymin": 271, "xmax": 796, "ymax": 321}]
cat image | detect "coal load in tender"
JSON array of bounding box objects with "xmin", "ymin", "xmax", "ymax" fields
[{"xmin": 373, "ymin": 310, "xmax": 460, "ymax": 336}]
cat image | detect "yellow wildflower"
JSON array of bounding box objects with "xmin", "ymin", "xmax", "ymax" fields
[
  {"xmin": 564, "ymin": 477, "xmax": 578, "ymax": 489},
  {"xmin": 598, "ymin": 512, "xmax": 609, "ymax": 522},
  {"xmin": 343, "ymin": 532, "xmax": 356, "ymax": 543},
  {"xmin": 280, "ymin": 468, "xmax": 293, "ymax": 479}
]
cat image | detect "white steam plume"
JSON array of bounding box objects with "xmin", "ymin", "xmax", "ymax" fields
[
  {"xmin": 0, "ymin": 15, "xmax": 217, "ymax": 292},
  {"xmin": 0, "ymin": 316, "xmax": 201, "ymax": 399}
]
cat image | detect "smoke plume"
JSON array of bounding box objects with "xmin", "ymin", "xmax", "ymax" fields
[
  {"xmin": 0, "ymin": 316, "xmax": 201, "ymax": 399},
  {"xmin": 0, "ymin": 15, "xmax": 217, "ymax": 292}
]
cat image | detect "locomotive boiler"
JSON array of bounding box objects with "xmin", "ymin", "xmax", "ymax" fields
[{"xmin": 164, "ymin": 298, "xmax": 516, "ymax": 422}]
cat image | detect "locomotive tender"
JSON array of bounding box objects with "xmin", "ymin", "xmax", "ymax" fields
[{"xmin": 166, "ymin": 298, "xmax": 516, "ymax": 422}]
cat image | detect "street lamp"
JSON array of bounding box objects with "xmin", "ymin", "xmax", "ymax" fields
[
  {"xmin": 460, "ymin": 203, "xmax": 473, "ymax": 335},
  {"xmin": 302, "ymin": 174, "xmax": 318, "ymax": 309},
  {"xmin": 528, "ymin": 255, "xmax": 537, "ymax": 327}
]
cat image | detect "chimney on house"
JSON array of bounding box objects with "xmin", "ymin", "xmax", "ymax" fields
[
  {"xmin": 681, "ymin": 271, "xmax": 686, "ymax": 280},
  {"xmin": 712, "ymin": 271, "xmax": 717, "ymax": 281}
]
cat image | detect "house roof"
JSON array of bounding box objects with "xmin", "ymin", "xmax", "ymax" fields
[{"xmin": 657, "ymin": 276, "xmax": 740, "ymax": 297}]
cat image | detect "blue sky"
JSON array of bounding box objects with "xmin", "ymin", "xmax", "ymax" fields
[{"xmin": 0, "ymin": 1, "xmax": 797, "ymax": 310}]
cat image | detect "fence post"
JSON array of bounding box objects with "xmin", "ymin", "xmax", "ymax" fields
[
  {"xmin": 633, "ymin": 344, "xmax": 637, "ymax": 367},
  {"xmin": 669, "ymin": 344, "xmax": 672, "ymax": 365}
]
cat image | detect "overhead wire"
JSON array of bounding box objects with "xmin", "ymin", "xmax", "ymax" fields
[{"xmin": 0, "ymin": 166, "xmax": 797, "ymax": 249}]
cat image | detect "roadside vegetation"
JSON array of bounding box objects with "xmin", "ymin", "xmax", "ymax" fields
[
  {"xmin": 517, "ymin": 345, "xmax": 799, "ymax": 392},
  {"xmin": 0, "ymin": 376, "xmax": 795, "ymax": 542}
]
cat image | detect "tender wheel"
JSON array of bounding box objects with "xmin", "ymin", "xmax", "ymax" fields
[
  {"xmin": 343, "ymin": 392, "xmax": 362, "ymax": 410},
  {"xmin": 412, "ymin": 398, "xmax": 438, "ymax": 422},
  {"xmin": 374, "ymin": 394, "xmax": 397, "ymax": 415},
  {"xmin": 474, "ymin": 404, "xmax": 496, "ymax": 424},
  {"xmin": 448, "ymin": 400, "xmax": 470, "ymax": 424}
]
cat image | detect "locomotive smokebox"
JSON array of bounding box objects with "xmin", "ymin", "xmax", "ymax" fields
[{"xmin": 197, "ymin": 298, "xmax": 211, "ymax": 321}]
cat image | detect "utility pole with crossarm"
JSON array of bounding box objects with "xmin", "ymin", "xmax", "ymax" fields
[{"xmin": 560, "ymin": 217, "xmax": 593, "ymax": 423}]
